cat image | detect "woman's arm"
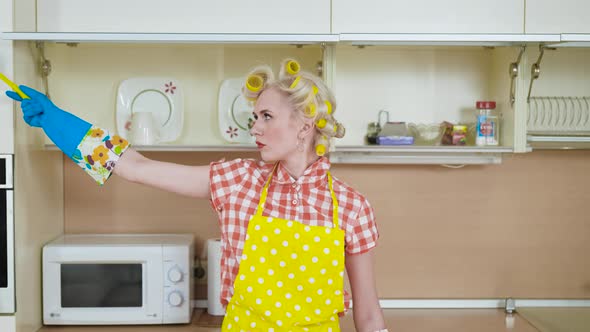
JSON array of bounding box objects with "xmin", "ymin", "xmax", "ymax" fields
[
  {"xmin": 114, "ymin": 148, "xmax": 211, "ymax": 199},
  {"xmin": 345, "ymin": 250, "xmax": 387, "ymax": 332}
]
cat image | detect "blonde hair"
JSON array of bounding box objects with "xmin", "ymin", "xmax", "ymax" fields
[{"xmin": 242, "ymin": 58, "xmax": 345, "ymax": 155}]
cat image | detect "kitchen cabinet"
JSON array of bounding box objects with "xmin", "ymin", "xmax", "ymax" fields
[
  {"xmin": 1, "ymin": 38, "xmax": 536, "ymax": 163},
  {"xmin": 24, "ymin": 41, "xmax": 529, "ymax": 163},
  {"xmin": 36, "ymin": 0, "xmax": 330, "ymax": 34},
  {"xmin": 524, "ymin": 45, "xmax": 590, "ymax": 148},
  {"xmin": 329, "ymin": 44, "xmax": 530, "ymax": 157},
  {"xmin": 332, "ymin": 0, "xmax": 524, "ymax": 34},
  {"xmin": 526, "ymin": 0, "xmax": 590, "ymax": 34},
  {"xmin": 36, "ymin": 43, "xmax": 323, "ymax": 147}
]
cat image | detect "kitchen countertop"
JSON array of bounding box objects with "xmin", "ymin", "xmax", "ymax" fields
[
  {"xmin": 517, "ymin": 307, "xmax": 590, "ymax": 332},
  {"xmin": 37, "ymin": 308, "xmax": 539, "ymax": 332}
]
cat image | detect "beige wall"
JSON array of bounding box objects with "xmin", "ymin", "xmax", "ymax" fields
[{"xmin": 64, "ymin": 150, "xmax": 590, "ymax": 300}]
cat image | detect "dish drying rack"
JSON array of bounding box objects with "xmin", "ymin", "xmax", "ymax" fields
[
  {"xmin": 526, "ymin": 45, "xmax": 590, "ymax": 148},
  {"xmin": 527, "ymin": 96, "xmax": 590, "ymax": 135}
]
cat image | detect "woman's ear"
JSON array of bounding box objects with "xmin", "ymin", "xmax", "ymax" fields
[{"xmin": 298, "ymin": 118, "xmax": 315, "ymax": 138}]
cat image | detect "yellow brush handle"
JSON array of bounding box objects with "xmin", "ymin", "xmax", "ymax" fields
[{"xmin": 0, "ymin": 73, "xmax": 29, "ymax": 99}]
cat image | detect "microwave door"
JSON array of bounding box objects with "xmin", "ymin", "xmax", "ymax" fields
[
  {"xmin": 44, "ymin": 246, "xmax": 164, "ymax": 324},
  {"xmin": 60, "ymin": 263, "xmax": 144, "ymax": 308}
]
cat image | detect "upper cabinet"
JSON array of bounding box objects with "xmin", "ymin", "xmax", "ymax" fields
[
  {"xmin": 333, "ymin": 0, "xmax": 524, "ymax": 34},
  {"xmin": 36, "ymin": 0, "xmax": 330, "ymax": 34},
  {"xmin": 526, "ymin": 0, "xmax": 590, "ymax": 34}
]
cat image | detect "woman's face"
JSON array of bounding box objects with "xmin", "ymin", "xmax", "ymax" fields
[{"xmin": 250, "ymin": 87, "xmax": 301, "ymax": 162}]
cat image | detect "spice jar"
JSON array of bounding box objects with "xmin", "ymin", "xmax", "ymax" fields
[{"xmin": 476, "ymin": 101, "xmax": 500, "ymax": 146}]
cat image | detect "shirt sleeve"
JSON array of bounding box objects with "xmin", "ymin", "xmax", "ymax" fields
[
  {"xmin": 209, "ymin": 158, "xmax": 252, "ymax": 213},
  {"xmin": 345, "ymin": 198, "xmax": 379, "ymax": 256},
  {"xmin": 71, "ymin": 126, "xmax": 130, "ymax": 186}
]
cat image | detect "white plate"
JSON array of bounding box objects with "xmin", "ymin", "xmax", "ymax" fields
[
  {"xmin": 116, "ymin": 77, "xmax": 183, "ymax": 143},
  {"xmin": 218, "ymin": 78, "xmax": 256, "ymax": 143}
]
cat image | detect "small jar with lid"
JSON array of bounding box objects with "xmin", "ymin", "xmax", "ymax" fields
[
  {"xmin": 475, "ymin": 101, "xmax": 500, "ymax": 146},
  {"xmin": 452, "ymin": 125, "xmax": 467, "ymax": 145}
]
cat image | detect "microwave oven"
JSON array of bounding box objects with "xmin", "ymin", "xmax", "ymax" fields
[{"xmin": 43, "ymin": 234, "xmax": 194, "ymax": 325}]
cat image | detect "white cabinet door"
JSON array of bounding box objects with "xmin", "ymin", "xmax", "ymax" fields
[
  {"xmin": 333, "ymin": 0, "xmax": 523, "ymax": 34},
  {"xmin": 37, "ymin": 0, "xmax": 330, "ymax": 34},
  {"xmin": 526, "ymin": 0, "xmax": 590, "ymax": 34}
]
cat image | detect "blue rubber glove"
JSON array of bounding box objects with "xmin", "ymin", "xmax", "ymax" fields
[{"xmin": 6, "ymin": 85, "xmax": 92, "ymax": 158}]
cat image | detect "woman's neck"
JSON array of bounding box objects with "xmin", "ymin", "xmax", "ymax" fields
[{"xmin": 280, "ymin": 150, "xmax": 320, "ymax": 180}]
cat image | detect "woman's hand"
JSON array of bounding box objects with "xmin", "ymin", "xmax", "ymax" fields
[
  {"xmin": 6, "ymin": 85, "xmax": 92, "ymax": 158},
  {"xmin": 345, "ymin": 250, "xmax": 387, "ymax": 332}
]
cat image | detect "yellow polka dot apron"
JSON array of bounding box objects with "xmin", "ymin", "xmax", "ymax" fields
[{"xmin": 222, "ymin": 164, "xmax": 345, "ymax": 331}]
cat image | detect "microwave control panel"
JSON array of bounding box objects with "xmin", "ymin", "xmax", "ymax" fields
[{"xmin": 162, "ymin": 244, "xmax": 193, "ymax": 324}]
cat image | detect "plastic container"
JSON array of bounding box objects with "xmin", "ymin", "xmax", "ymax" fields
[{"xmin": 475, "ymin": 101, "xmax": 500, "ymax": 146}]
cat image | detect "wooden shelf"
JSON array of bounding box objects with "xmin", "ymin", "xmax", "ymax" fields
[
  {"xmin": 330, "ymin": 145, "xmax": 516, "ymax": 165},
  {"xmin": 44, "ymin": 144, "xmax": 516, "ymax": 164},
  {"xmin": 335, "ymin": 145, "xmax": 515, "ymax": 153},
  {"xmin": 527, "ymin": 135, "xmax": 590, "ymax": 149}
]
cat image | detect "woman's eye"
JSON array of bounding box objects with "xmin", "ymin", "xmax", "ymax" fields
[{"xmin": 264, "ymin": 114, "xmax": 272, "ymax": 120}]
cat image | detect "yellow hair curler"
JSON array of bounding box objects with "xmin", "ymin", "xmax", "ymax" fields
[
  {"xmin": 285, "ymin": 60, "xmax": 300, "ymax": 75},
  {"xmin": 289, "ymin": 76, "xmax": 301, "ymax": 89},
  {"xmin": 0, "ymin": 73, "xmax": 29, "ymax": 99},
  {"xmin": 316, "ymin": 144, "xmax": 326, "ymax": 156},
  {"xmin": 315, "ymin": 135, "xmax": 329, "ymax": 156},
  {"xmin": 246, "ymin": 74, "xmax": 264, "ymax": 93},
  {"xmin": 324, "ymin": 100, "xmax": 332, "ymax": 114},
  {"xmin": 312, "ymin": 85, "xmax": 319, "ymax": 95},
  {"xmin": 305, "ymin": 103, "xmax": 316, "ymax": 117},
  {"xmin": 316, "ymin": 118, "xmax": 327, "ymax": 129}
]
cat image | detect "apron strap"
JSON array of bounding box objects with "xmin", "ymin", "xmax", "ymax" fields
[
  {"xmin": 256, "ymin": 162, "xmax": 278, "ymax": 216},
  {"xmin": 255, "ymin": 163, "xmax": 341, "ymax": 230},
  {"xmin": 327, "ymin": 171, "xmax": 340, "ymax": 229}
]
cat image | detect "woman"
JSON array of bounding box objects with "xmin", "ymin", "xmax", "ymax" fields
[{"xmin": 6, "ymin": 59, "xmax": 387, "ymax": 331}]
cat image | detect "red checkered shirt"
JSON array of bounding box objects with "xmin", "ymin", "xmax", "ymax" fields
[{"xmin": 209, "ymin": 156, "xmax": 379, "ymax": 313}]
